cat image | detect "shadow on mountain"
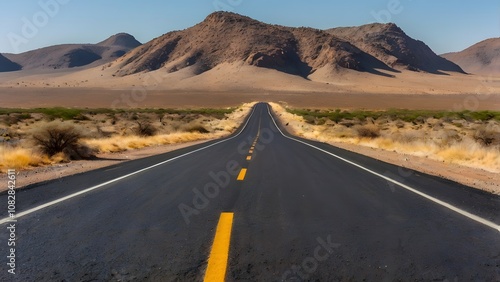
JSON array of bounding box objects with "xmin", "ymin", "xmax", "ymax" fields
[
  {"xmin": 65, "ymin": 49, "xmax": 102, "ymax": 68},
  {"xmin": 0, "ymin": 54, "xmax": 22, "ymax": 72}
]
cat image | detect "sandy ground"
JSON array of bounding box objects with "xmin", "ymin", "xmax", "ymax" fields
[
  {"xmin": 0, "ymin": 88, "xmax": 499, "ymax": 111},
  {"xmin": 2, "ymin": 60, "xmax": 500, "ymax": 91},
  {"xmin": 0, "ymin": 139, "xmax": 212, "ymax": 192}
]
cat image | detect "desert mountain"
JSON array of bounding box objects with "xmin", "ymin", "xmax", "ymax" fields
[
  {"xmin": 442, "ymin": 38, "xmax": 500, "ymax": 75},
  {"xmin": 1, "ymin": 33, "xmax": 141, "ymax": 72},
  {"xmin": 110, "ymin": 12, "xmax": 463, "ymax": 78},
  {"xmin": 327, "ymin": 23, "xmax": 464, "ymax": 74},
  {"xmin": 0, "ymin": 54, "xmax": 21, "ymax": 72}
]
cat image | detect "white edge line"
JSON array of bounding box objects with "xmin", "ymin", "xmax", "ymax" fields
[
  {"xmin": 267, "ymin": 105, "xmax": 500, "ymax": 233},
  {"xmin": 0, "ymin": 106, "xmax": 257, "ymax": 225}
]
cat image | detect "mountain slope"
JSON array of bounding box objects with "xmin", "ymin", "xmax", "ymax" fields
[
  {"xmin": 442, "ymin": 38, "xmax": 500, "ymax": 75},
  {"xmin": 3, "ymin": 33, "xmax": 141, "ymax": 71},
  {"xmin": 111, "ymin": 12, "xmax": 398, "ymax": 78},
  {"xmin": 0, "ymin": 54, "xmax": 21, "ymax": 72},
  {"xmin": 327, "ymin": 23, "xmax": 465, "ymax": 74},
  {"xmin": 110, "ymin": 12, "xmax": 464, "ymax": 79}
]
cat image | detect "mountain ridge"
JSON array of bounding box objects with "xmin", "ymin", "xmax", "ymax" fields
[
  {"xmin": 327, "ymin": 23, "xmax": 464, "ymax": 74},
  {"xmin": 1, "ymin": 33, "xmax": 141, "ymax": 72},
  {"xmin": 109, "ymin": 12, "xmax": 464, "ymax": 78}
]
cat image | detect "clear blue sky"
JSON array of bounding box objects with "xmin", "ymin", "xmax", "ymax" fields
[{"xmin": 1, "ymin": 0, "xmax": 498, "ymax": 54}]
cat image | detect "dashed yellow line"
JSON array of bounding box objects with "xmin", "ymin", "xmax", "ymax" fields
[
  {"xmin": 237, "ymin": 168, "xmax": 247, "ymax": 181},
  {"xmin": 204, "ymin": 213, "xmax": 234, "ymax": 282},
  {"xmin": 249, "ymin": 150, "xmax": 254, "ymax": 154},
  {"xmin": 246, "ymin": 156, "xmax": 252, "ymax": 161}
]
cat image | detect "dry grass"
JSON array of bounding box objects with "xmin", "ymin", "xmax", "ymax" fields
[
  {"xmin": 0, "ymin": 102, "xmax": 256, "ymax": 172},
  {"xmin": 0, "ymin": 146, "xmax": 65, "ymax": 172},
  {"xmin": 270, "ymin": 102, "xmax": 500, "ymax": 173},
  {"xmin": 83, "ymin": 132, "xmax": 222, "ymax": 153}
]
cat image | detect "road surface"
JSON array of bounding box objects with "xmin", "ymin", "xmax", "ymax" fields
[{"xmin": 0, "ymin": 103, "xmax": 499, "ymax": 281}]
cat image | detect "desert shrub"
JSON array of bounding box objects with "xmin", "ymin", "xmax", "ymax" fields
[
  {"xmin": 73, "ymin": 114, "xmax": 90, "ymax": 121},
  {"xmin": 316, "ymin": 118, "xmax": 327, "ymax": 126},
  {"xmin": 434, "ymin": 129, "xmax": 462, "ymax": 146},
  {"xmin": 303, "ymin": 115, "xmax": 316, "ymax": 124},
  {"xmin": 2, "ymin": 113, "xmax": 31, "ymax": 125},
  {"xmin": 474, "ymin": 126, "xmax": 500, "ymax": 146},
  {"xmin": 32, "ymin": 121, "xmax": 90, "ymax": 158},
  {"xmin": 395, "ymin": 130, "xmax": 424, "ymax": 144},
  {"xmin": 185, "ymin": 125, "xmax": 210, "ymax": 134},
  {"xmin": 354, "ymin": 124, "xmax": 380, "ymax": 138},
  {"xmin": 135, "ymin": 121, "xmax": 157, "ymax": 136}
]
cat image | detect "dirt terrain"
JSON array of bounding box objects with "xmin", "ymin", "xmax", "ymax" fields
[
  {"xmin": 271, "ymin": 103, "xmax": 500, "ymax": 195},
  {"xmin": 0, "ymin": 88, "xmax": 499, "ymax": 111}
]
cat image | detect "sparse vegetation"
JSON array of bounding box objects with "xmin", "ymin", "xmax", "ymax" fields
[
  {"xmin": 135, "ymin": 121, "xmax": 158, "ymax": 137},
  {"xmin": 0, "ymin": 103, "xmax": 253, "ymax": 172},
  {"xmin": 287, "ymin": 108, "xmax": 500, "ymax": 123},
  {"xmin": 273, "ymin": 103, "xmax": 500, "ymax": 173},
  {"xmin": 184, "ymin": 124, "xmax": 210, "ymax": 134},
  {"xmin": 354, "ymin": 124, "xmax": 380, "ymax": 139}
]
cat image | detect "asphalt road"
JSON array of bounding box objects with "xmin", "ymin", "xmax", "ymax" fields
[{"xmin": 0, "ymin": 103, "xmax": 499, "ymax": 281}]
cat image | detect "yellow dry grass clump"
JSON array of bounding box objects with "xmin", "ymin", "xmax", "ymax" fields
[
  {"xmin": 0, "ymin": 146, "xmax": 64, "ymax": 172},
  {"xmin": 84, "ymin": 132, "xmax": 220, "ymax": 153},
  {"xmin": 269, "ymin": 102, "xmax": 500, "ymax": 173}
]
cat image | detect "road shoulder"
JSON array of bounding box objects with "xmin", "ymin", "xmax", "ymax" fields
[
  {"xmin": 1, "ymin": 139, "xmax": 214, "ymax": 191},
  {"xmin": 272, "ymin": 109, "xmax": 500, "ymax": 195}
]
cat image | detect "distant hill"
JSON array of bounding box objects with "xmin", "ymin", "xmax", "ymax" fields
[
  {"xmin": 442, "ymin": 38, "xmax": 500, "ymax": 75},
  {"xmin": 110, "ymin": 12, "xmax": 464, "ymax": 78},
  {"xmin": 1, "ymin": 33, "xmax": 141, "ymax": 72}
]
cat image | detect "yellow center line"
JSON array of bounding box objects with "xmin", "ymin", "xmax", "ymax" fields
[
  {"xmin": 246, "ymin": 156, "xmax": 252, "ymax": 161},
  {"xmin": 249, "ymin": 150, "xmax": 254, "ymax": 154},
  {"xmin": 237, "ymin": 168, "xmax": 247, "ymax": 181},
  {"xmin": 204, "ymin": 213, "xmax": 234, "ymax": 282}
]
